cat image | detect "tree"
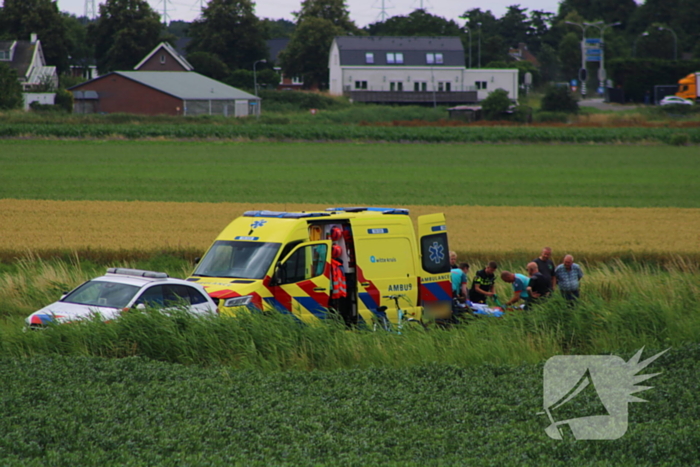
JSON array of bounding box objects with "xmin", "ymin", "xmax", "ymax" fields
[
  {"xmin": 187, "ymin": 52, "xmax": 230, "ymax": 81},
  {"xmin": 558, "ymin": 0, "xmax": 637, "ymax": 26},
  {"xmin": 280, "ymin": 0, "xmax": 360, "ymax": 90},
  {"xmin": 541, "ymin": 85, "xmax": 579, "ymax": 113},
  {"xmin": 498, "ymin": 5, "xmax": 531, "ymax": 48},
  {"xmin": 0, "ymin": 63, "xmax": 23, "ymax": 110},
  {"xmin": 62, "ymin": 14, "xmax": 93, "ymax": 72},
  {"xmin": 0, "ymin": 0, "xmax": 70, "ymax": 73},
  {"xmin": 294, "ymin": 0, "xmax": 361, "ymax": 34},
  {"xmin": 261, "ymin": 18, "xmax": 296, "ymax": 39},
  {"xmin": 89, "ymin": 0, "xmax": 163, "ymax": 74},
  {"xmin": 187, "ymin": 0, "xmax": 268, "ymax": 71},
  {"xmin": 366, "ymin": 9, "xmax": 461, "ymax": 36},
  {"xmin": 558, "ymin": 32, "xmax": 582, "ymax": 79},
  {"xmin": 481, "ymin": 88, "xmax": 512, "ymax": 120},
  {"xmin": 278, "ymin": 17, "xmax": 343, "ymax": 89}
]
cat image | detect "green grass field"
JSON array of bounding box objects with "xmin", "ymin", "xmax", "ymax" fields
[
  {"xmin": 1, "ymin": 140, "xmax": 699, "ymax": 207},
  {"xmin": 1, "ymin": 350, "xmax": 698, "ymax": 466}
]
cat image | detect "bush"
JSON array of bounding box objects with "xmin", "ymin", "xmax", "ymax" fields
[
  {"xmin": 54, "ymin": 89, "xmax": 73, "ymax": 113},
  {"xmin": 669, "ymin": 133, "xmax": 690, "ymax": 146},
  {"xmin": 0, "ymin": 63, "xmax": 23, "ymax": 110},
  {"xmin": 541, "ymin": 86, "xmax": 579, "ymax": 113},
  {"xmin": 481, "ymin": 88, "xmax": 513, "ymax": 120},
  {"xmin": 257, "ymin": 90, "xmax": 347, "ymax": 111},
  {"xmin": 29, "ymin": 101, "xmax": 62, "ymax": 113}
]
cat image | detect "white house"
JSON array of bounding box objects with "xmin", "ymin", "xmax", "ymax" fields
[
  {"xmin": 0, "ymin": 33, "xmax": 58, "ymax": 91},
  {"xmin": 328, "ymin": 36, "xmax": 518, "ymax": 103}
]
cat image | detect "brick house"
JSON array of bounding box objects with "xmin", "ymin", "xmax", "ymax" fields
[
  {"xmin": 134, "ymin": 42, "xmax": 194, "ymax": 72},
  {"xmin": 69, "ymin": 71, "xmax": 260, "ymax": 117}
]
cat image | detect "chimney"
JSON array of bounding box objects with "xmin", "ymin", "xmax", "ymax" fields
[{"xmin": 30, "ymin": 33, "xmax": 38, "ymax": 44}]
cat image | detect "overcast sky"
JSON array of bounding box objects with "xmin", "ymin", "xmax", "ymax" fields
[{"xmin": 52, "ymin": 0, "xmax": 564, "ymax": 27}]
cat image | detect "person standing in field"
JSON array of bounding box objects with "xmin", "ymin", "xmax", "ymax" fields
[
  {"xmin": 449, "ymin": 251, "xmax": 458, "ymax": 269},
  {"xmin": 555, "ymin": 255, "xmax": 584, "ymax": 303},
  {"xmin": 526, "ymin": 262, "xmax": 550, "ymax": 309},
  {"xmin": 451, "ymin": 262, "xmax": 469, "ymax": 301},
  {"xmin": 533, "ymin": 247, "xmax": 556, "ymax": 293},
  {"xmin": 469, "ymin": 261, "xmax": 498, "ymax": 304},
  {"xmin": 500, "ymin": 271, "xmax": 529, "ymax": 308}
]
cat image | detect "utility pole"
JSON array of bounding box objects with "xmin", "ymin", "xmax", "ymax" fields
[{"xmin": 84, "ymin": 0, "xmax": 97, "ymax": 20}]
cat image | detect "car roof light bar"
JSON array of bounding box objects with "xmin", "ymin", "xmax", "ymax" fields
[{"xmin": 106, "ymin": 268, "xmax": 169, "ymax": 278}]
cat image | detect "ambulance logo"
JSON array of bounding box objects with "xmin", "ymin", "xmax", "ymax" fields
[
  {"xmin": 428, "ymin": 241, "xmax": 444, "ymax": 264},
  {"xmin": 540, "ymin": 348, "xmax": 668, "ymax": 440},
  {"xmin": 250, "ymin": 220, "xmax": 267, "ymax": 229}
]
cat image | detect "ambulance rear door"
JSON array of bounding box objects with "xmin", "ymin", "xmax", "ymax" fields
[
  {"xmin": 416, "ymin": 213, "xmax": 452, "ymax": 316},
  {"xmin": 351, "ymin": 217, "xmax": 419, "ymax": 326}
]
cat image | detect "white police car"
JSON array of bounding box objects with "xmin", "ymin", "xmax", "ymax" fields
[{"xmin": 26, "ymin": 268, "xmax": 218, "ymax": 328}]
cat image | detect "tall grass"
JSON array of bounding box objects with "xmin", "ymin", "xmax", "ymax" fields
[{"xmin": 1, "ymin": 257, "xmax": 697, "ymax": 370}]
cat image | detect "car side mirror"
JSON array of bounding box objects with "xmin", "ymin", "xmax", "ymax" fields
[
  {"xmin": 60, "ymin": 293, "xmax": 68, "ymax": 300},
  {"xmin": 194, "ymin": 257, "xmax": 201, "ymax": 264},
  {"xmin": 273, "ymin": 262, "xmax": 285, "ymax": 286}
]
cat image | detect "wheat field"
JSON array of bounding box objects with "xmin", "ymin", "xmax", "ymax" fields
[{"xmin": 1, "ymin": 199, "xmax": 698, "ymax": 261}]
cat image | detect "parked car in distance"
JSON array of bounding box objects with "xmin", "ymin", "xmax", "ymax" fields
[
  {"xmin": 660, "ymin": 96, "xmax": 694, "ymax": 106},
  {"xmin": 26, "ymin": 268, "xmax": 218, "ymax": 328}
]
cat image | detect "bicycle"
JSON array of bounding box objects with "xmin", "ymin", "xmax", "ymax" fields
[{"xmin": 374, "ymin": 294, "xmax": 426, "ymax": 333}]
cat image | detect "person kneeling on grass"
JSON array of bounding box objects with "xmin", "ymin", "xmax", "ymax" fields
[
  {"xmin": 469, "ymin": 261, "xmax": 498, "ymax": 305},
  {"xmin": 500, "ymin": 271, "xmax": 529, "ymax": 309},
  {"xmin": 526, "ymin": 262, "xmax": 550, "ymax": 310}
]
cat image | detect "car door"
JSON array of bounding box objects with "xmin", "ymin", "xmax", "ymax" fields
[
  {"xmin": 270, "ymin": 241, "xmax": 332, "ymax": 322},
  {"xmin": 417, "ymin": 213, "xmax": 453, "ymax": 319}
]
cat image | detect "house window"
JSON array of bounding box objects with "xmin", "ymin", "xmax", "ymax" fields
[
  {"xmin": 475, "ymin": 81, "xmax": 487, "ymax": 90},
  {"xmin": 160, "ymin": 54, "xmax": 166, "ymax": 64},
  {"xmin": 292, "ymin": 76, "xmax": 303, "ymax": 85},
  {"xmin": 426, "ymin": 53, "xmax": 434, "ymax": 64},
  {"xmin": 414, "ymin": 82, "xmax": 427, "ymax": 92},
  {"xmin": 365, "ymin": 52, "xmax": 374, "ymax": 64},
  {"xmin": 386, "ymin": 52, "xmax": 403, "ymax": 65},
  {"xmin": 389, "ymin": 81, "xmax": 403, "ymax": 91},
  {"xmin": 445, "ymin": 82, "xmax": 451, "ymax": 91},
  {"xmin": 435, "ymin": 53, "xmax": 443, "ymax": 64},
  {"xmin": 437, "ymin": 82, "xmax": 444, "ymax": 92},
  {"xmin": 0, "ymin": 50, "xmax": 9, "ymax": 60},
  {"xmin": 355, "ymin": 80, "xmax": 368, "ymax": 90}
]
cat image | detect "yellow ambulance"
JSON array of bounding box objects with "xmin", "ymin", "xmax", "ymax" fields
[{"xmin": 187, "ymin": 207, "xmax": 452, "ymax": 327}]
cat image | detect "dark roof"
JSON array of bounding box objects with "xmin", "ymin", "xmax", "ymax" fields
[
  {"xmin": 6, "ymin": 41, "xmax": 35, "ymax": 78},
  {"xmin": 334, "ymin": 36, "xmax": 465, "ymax": 67},
  {"xmin": 266, "ymin": 38, "xmax": 289, "ymax": 64}
]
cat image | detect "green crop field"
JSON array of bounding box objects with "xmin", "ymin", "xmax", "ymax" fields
[
  {"xmin": 1, "ymin": 140, "xmax": 699, "ymax": 207},
  {"xmin": 1, "ymin": 349, "xmax": 699, "ymax": 466}
]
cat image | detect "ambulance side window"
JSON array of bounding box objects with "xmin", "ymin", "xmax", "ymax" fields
[
  {"xmin": 421, "ymin": 233, "xmax": 450, "ymax": 274},
  {"xmin": 280, "ymin": 244, "xmax": 328, "ymax": 284}
]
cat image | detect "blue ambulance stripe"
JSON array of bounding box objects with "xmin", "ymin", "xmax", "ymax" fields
[
  {"xmin": 295, "ymin": 297, "xmax": 327, "ymax": 319},
  {"xmin": 358, "ymin": 292, "xmax": 378, "ymax": 311},
  {"xmin": 263, "ymin": 298, "xmax": 303, "ymax": 323},
  {"xmin": 423, "ymin": 282, "xmax": 452, "ymax": 301}
]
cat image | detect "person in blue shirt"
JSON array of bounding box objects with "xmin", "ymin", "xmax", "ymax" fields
[
  {"xmin": 500, "ymin": 271, "xmax": 530, "ymax": 308},
  {"xmin": 451, "ymin": 262, "xmax": 470, "ymax": 301}
]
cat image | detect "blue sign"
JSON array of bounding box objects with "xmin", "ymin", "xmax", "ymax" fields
[
  {"xmin": 570, "ymin": 79, "xmax": 578, "ymax": 86},
  {"xmin": 585, "ymin": 38, "xmax": 602, "ymax": 45}
]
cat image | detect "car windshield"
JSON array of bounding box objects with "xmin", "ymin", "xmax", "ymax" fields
[
  {"xmin": 62, "ymin": 281, "xmax": 140, "ymax": 308},
  {"xmin": 193, "ymin": 241, "xmax": 281, "ymax": 279}
]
